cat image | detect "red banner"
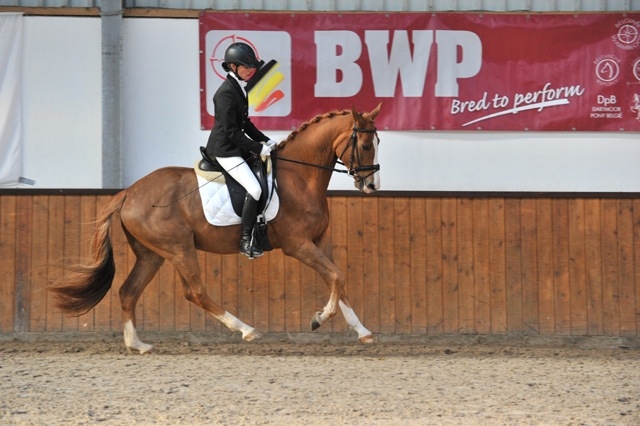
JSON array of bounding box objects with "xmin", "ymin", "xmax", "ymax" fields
[{"xmin": 199, "ymin": 12, "xmax": 640, "ymax": 131}]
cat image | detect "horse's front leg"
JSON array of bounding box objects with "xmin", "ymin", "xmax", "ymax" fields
[
  {"xmin": 339, "ymin": 298, "xmax": 374, "ymax": 344},
  {"xmin": 291, "ymin": 240, "xmax": 373, "ymax": 343}
]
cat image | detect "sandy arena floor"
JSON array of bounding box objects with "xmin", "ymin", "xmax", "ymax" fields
[{"xmin": 1, "ymin": 338, "xmax": 639, "ymax": 425}]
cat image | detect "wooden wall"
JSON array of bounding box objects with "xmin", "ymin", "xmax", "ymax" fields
[{"xmin": 1, "ymin": 192, "xmax": 639, "ymax": 339}]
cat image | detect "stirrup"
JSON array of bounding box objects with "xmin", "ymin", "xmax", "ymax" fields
[
  {"xmin": 240, "ymin": 237, "xmax": 263, "ymax": 259},
  {"xmin": 240, "ymin": 246, "xmax": 263, "ymax": 259}
]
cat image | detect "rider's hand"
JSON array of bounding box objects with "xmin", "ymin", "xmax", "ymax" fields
[
  {"xmin": 260, "ymin": 144, "xmax": 272, "ymax": 157},
  {"xmin": 267, "ymin": 139, "xmax": 280, "ymax": 148}
]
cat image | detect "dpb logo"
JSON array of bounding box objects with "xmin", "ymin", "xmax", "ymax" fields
[{"xmin": 204, "ymin": 30, "xmax": 291, "ymax": 117}]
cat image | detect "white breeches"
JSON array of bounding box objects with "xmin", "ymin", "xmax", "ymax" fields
[{"xmin": 216, "ymin": 156, "xmax": 262, "ymax": 201}]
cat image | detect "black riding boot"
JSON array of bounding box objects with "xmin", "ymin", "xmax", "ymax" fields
[{"xmin": 240, "ymin": 194, "xmax": 263, "ymax": 259}]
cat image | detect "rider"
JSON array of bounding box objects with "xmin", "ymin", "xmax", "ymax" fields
[{"xmin": 205, "ymin": 42, "xmax": 278, "ymax": 259}]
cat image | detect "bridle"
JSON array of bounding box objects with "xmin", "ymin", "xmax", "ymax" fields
[{"xmin": 275, "ymin": 126, "xmax": 381, "ymax": 181}]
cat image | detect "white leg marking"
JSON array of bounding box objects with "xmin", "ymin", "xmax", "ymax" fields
[
  {"xmin": 123, "ymin": 320, "xmax": 154, "ymax": 354},
  {"xmin": 317, "ymin": 292, "xmax": 340, "ymax": 325},
  {"xmin": 339, "ymin": 300, "xmax": 374, "ymax": 343},
  {"xmin": 218, "ymin": 312, "xmax": 262, "ymax": 341}
]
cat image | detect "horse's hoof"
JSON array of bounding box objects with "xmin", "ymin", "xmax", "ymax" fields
[
  {"xmin": 359, "ymin": 334, "xmax": 375, "ymax": 344},
  {"xmin": 243, "ymin": 329, "xmax": 262, "ymax": 342},
  {"xmin": 127, "ymin": 343, "xmax": 154, "ymax": 355},
  {"xmin": 310, "ymin": 312, "xmax": 322, "ymax": 331}
]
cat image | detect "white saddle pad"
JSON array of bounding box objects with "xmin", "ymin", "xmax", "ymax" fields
[{"xmin": 196, "ymin": 173, "xmax": 279, "ymax": 226}]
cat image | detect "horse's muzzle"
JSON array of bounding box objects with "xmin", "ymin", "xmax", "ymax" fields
[{"xmin": 355, "ymin": 178, "xmax": 379, "ymax": 193}]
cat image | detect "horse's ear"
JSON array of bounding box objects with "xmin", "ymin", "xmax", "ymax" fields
[
  {"xmin": 351, "ymin": 106, "xmax": 368, "ymax": 128},
  {"xmin": 367, "ymin": 102, "xmax": 382, "ymax": 120},
  {"xmin": 351, "ymin": 105, "xmax": 362, "ymax": 121}
]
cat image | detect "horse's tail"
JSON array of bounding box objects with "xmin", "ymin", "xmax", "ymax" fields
[{"xmin": 50, "ymin": 190, "xmax": 127, "ymax": 316}]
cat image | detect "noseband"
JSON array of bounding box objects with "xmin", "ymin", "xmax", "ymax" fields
[{"xmin": 337, "ymin": 127, "xmax": 381, "ymax": 181}]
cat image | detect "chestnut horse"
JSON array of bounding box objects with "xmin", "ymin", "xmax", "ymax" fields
[{"xmin": 50, "ymin": 104, "xmax": 382, "ymax": 353}]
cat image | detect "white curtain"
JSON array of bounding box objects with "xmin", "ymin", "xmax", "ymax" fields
[{"xmin": 0, "ymin": 13, "xmax": 23, "ymax": 187}]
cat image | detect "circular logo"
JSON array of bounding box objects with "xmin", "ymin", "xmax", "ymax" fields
[
  {"xmin": 612, "ymin": 19, "xmax": 640, "ymax": 49},
  {"xmin": 595, "ymin": 57, "xmax": 620, "ymax": 85},
  {"xmin": 208, "ymin": 35, "xmax": 260, "ymax": 80},
  {"xmin": 634, "ymin": 58, "xmax": 640, "ymax": 81},
  {"xmin": 617, "ymin": 24, "xmax": 639, "ymax": 45}
]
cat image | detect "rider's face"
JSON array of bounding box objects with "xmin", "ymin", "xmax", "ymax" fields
[{"xmin": 233, "ymin": 64, "xmax": 256, "ymax": 81}]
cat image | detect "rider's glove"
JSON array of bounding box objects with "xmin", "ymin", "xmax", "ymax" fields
[{"xmin": 260, "ymin": 144, "xmax": 272, "ymax": 157}]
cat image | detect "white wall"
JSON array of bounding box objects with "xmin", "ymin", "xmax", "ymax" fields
[
  {"xmin": 19, "ymin": 16, "xmax": 640, "ymax": 192},
  {"xmin": 22, "ymin": 16, "xmax": 102, "ymax": 188}
]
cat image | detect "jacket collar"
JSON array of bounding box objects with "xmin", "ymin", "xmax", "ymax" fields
[{"xmin": 228, "ymin": 72, "xmax": 247, "ymax": 98}]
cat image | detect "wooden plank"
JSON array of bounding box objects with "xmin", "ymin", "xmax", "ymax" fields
[
  {"xmin": 473, "ymin": 198, "xmax": 491, "ymax": 334},
  {"xmin": 393, "ymin": 197, "xmax": 412, "ymax": 333},
  {"xmin": 441, "ymin": 198, "xmax": 459, "ymax": 333},
  {"xmin": 536, "ymin": 199, "xmax": 555, "ymax": 334},
  {"xmin": 0, "ymin": 196, "xmax": 16, "ymax": 333},
  {"xmin": 29, "ymin": 195, "xmax": 50, "ymax": 332},
  {"xmin": 378, "ymin": 197, "xmax": 396, "ymax": 332},
  {"xmin": 489, "ymin": 198, "xmax": 506, "ymax": 334},
  {"xmin": 268, "ymin": 251, "xmax": 286, "ymax": 332},
  {"xmin": 425, "ymin": 198, "xmax": 443, "ymax": 334},
  {"xmin": 457, "ymin": 198, "xmax": 475, "ymax": 333},
  {"xmin": 552, "ymin": 199, "xmax": 571, "ymax": 335},
  {"xmin": 584, "ymin": 199, "xmax": 604, "ymax": 335},
  {"xmin": 617, "ymin": 199, "xmax": 635, "ymax": 336},
  {"xmin": 46, "ymin": 196, "xmax": 65, "ymax": 332},
  {"xmin": 284, "ymin": 252, "xmax": 302, "ymax": 332},
  {"xmin": 568, "ymin": 199, "xmax": 587, "ymax": 335},
  {"xmin": 504, "ymin": 198, "xmax": 522, "ymax": 333},
  {"xmin": 601, "ymin": 199, "xmax": 620, "ymax": 335},
  {"xmin": 520, "ymin": 198, "xmax": 539, "ymax": 334},
  {"xmin": 251, "ymin": 255, "xmax": 270, "ymax": 332},
  {"xmin": 14, "ymin": 196, "xmax": 33, "ymax": 333},
  {"xmin": 361, "ymin": 197, "xmax": 380, "ymax": 333},
  {"xmin": 409, "ymin": 198, "xmax": 427, "ymax": 333}
]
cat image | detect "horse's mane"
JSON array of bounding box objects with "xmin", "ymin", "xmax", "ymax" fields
[{"xmin": 280, "ymin": 109, "xmax": 351, "ymax": 147}]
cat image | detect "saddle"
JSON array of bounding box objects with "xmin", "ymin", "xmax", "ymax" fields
[
  {"xmin": 198, "ymin": 147, "xmax": 274, "ymax": 252},
  {"xmin": 198, "ymin": 147, "xmax": 270, "ymax": 217}
]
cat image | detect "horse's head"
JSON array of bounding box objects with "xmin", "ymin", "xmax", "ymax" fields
[{"xmin": 337, "ymin": 103, "xmax": 382, "ymax": 193}]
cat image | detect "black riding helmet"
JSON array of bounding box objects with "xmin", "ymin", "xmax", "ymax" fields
[{"xmin": 222, "ymin": 42, "xmax": 261, "ymax": 72}]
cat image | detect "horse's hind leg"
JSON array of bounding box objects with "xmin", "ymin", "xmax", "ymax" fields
[
  {"xmin": 119, "ymin": 238, "xmax": 164, "ymax": 354},
  {"xmin": 171, "ymin": 249, "xmax": 261, "ymax": 341}
]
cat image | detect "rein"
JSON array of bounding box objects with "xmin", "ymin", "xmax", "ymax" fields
[{"xmin": 276, "ymin": 127, "xmax": 380, "ymax": 179}]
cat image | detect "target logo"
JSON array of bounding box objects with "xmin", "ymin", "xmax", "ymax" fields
[
  {"xmin": 204, "ymin": 31, "xmax": 291, "ymax": 117},
  {"xmin": 612, "ymin": 18, "xmax": 640, "ymax": 50}
]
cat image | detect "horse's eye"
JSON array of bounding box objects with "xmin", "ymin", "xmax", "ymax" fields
[{"xmin": 362, "ymin": 144, "xmax": 372, "ymax": 151}]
